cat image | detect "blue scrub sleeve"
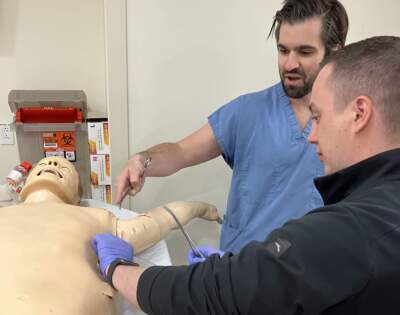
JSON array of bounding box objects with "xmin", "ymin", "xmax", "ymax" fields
[{"xmin": 208, "ymin": 96, "xmax": 243, "ymax": 169}]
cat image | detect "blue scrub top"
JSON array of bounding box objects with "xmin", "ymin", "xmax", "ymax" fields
[{"xmin": 209, "ymin": 83, "xmax": 324, "ymax": 253}]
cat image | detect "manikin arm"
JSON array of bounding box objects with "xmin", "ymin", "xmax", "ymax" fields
[{"xmin": 115, "ymin": 201, "xmax": 221, "ymax": 254}]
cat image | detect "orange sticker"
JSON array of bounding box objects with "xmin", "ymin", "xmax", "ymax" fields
[
  {"xmin": 43, "ymin": 132, "xmax": 58, "ymax": 150},
  {"xmin": 57, "ymin": 131, "xmax": 76, "ymax": 150},
  {"xmin": 42, "ymin": 131, "xmax": 77, "ymax": 161}
]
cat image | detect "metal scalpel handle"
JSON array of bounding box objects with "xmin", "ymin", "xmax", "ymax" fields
[{"xmin": 118, "ymin": 189, "xmax": 130, "ymax": 209}]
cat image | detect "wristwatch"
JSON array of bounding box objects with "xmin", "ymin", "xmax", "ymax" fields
[{"xmin": 106, "ymin": 258, "xmax": 139, "ymax": 290}]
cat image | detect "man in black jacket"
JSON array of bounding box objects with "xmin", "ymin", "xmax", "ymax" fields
[{"xmin": 92, "ymin": 36, "xmax": 400, "ymax": 314}]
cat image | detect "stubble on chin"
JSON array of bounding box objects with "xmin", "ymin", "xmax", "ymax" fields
[{"xmin": 281, "ymin": 79, "xmax": 311, "ymax": 99}]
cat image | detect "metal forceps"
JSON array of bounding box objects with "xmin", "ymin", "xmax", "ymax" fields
[{"xmin": 162, "ymin": 205, "xmax": 205, "ymax": 259}]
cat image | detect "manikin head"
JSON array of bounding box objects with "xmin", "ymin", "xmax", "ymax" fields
[
  {"xmin": 20, "ymin": 157, "xmax": 80, "ymax": 204},
  {"xmin": 269, "ymin": 0, "xmax": 349, "ymax": 99},
  {"xmin": 308, "ymin": 36, "xmax": 400, "ymax": 174}
]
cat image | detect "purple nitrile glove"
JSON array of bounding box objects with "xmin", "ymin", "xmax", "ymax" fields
[
  {"xmin": 91, "ymin": 233, "xmax": 134, "ymax": 277},
  {"xmin": 187, "ymin": 245, "xmax": 225, "ymax": 265}
]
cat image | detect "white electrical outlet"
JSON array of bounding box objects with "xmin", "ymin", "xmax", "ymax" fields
[{"xmin": 0, "ymin": 124, "xmax": 14, "ymax": 145}]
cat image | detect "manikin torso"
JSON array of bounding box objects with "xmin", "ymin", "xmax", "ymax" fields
[
  {"xmin": 1, "ymin": 157, "xmax": 220, "ymax": 314},
  {"xmin": 1, "ymin": 201, "xmax": 116, "ymax": 314}
]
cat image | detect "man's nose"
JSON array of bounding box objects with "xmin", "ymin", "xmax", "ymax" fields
[{"xmin": 284, "ymin": 52, "xmax": 300, "ymax": 71}]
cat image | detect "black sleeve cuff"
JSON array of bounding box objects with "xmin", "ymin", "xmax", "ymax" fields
[{"xmin": 137, "ymin": 266, "xmax": 168, "ymax": 314}]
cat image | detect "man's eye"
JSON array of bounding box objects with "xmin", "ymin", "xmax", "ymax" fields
[
  {"xmin": 311, "ymin": 114, "xmax": 320, "ymax": 122},
  {"xmin": 278, "ymin": 48, "xmax": 289, "ymax": 55},
  {"xmin": 300, "ymin": 50, "xmax": 313, "ymax": 56}
]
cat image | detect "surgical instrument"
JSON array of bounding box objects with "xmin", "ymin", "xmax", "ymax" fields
[
  {"xmin": 118, "ymin": 157, "xmax": 152, "ymax": 209},
  {"xmin": 118, "ymin": 188, "xmax": 130, "ymax": 209},
  {"xmin": 163, "ymin": 205, "xmax": 206, "ymax": 259}
]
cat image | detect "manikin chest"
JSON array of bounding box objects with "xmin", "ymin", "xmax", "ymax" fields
[{"xmin": 0, "ymin": 202, "xmax": 117, "ymax": 315}]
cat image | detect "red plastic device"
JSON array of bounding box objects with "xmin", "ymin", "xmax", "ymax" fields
[{"xmin": 16, "ymin": 107, "xmax": 83, "ymax": 123}]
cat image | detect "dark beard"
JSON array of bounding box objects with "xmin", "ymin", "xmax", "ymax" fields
[
  {"xmin": 280, "ymin": 69, "xmax": 315, "ymax": 99},
  {"xmin": 281, "ymin": 79, "xmax": 313, "ymax": 99}
]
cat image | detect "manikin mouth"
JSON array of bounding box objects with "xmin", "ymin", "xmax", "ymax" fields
[{"xmin": 37, "ymin": 169, "xmax": 63, "ymax": 178}]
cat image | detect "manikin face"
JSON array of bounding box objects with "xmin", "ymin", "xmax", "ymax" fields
[
  {"xmin": 20, "ymin": 157, "xmax": 80, "ymax": 204},
  {"xmin": 308, "ymin": 65, "xmax": 353, "ymax": 175},
  {"xmin": 277, "ymin": 17, "xmax": 326, "ymax": 99}
]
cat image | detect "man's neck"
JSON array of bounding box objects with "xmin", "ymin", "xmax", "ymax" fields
[
  {"xmin": 289, "ymin": 94, "xmax": 312, "ymax": 131},
  {"xmin": 289, "ymin": 93, "xmax": 311, "ymax": 110}
]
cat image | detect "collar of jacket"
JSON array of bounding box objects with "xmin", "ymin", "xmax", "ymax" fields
[{"xmin": 314, "ymin": 148, "xmax": 400, "ymax": 205}]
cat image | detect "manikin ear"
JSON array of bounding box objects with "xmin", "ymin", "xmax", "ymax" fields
[{"xmin": 350, "ymin": 96, "xmax": 373, "ymax": 134}]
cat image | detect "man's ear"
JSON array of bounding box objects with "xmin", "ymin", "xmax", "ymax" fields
[{"xmin": 350, "ymin": 96, "xmax": 373, "ymax": 134}]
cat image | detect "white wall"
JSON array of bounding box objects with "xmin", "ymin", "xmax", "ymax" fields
[
  {"xmin": 0, "ymin": 0, "xmax": 107, "ymax": 178},
  {"xmin": 127, "ymin": 0, "xmax": 400, "ymax": 264}
]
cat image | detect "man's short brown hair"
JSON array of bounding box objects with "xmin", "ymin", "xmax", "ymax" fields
[{"xmin": 323, "ymin": 36, "xmax": 400, "ymax": 135}]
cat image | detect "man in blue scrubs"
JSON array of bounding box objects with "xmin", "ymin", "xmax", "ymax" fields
[{"xmin": 115, "ymin": 0, "xmax": 349, "ymax": 253}]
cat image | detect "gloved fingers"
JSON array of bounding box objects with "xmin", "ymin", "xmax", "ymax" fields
[
  {"xmin": 94, "ymin": 233, "xmax": 133, "ymax": 251},
  {"xmin": 91, "ymin": 233, "xmax": 135, "ymax": 264},
  {"xmin": 190, "ymin": 256, "xmax": 206, "ymax": 264},
  {"xmin": 91, "ymin": 237, "xmax": 99, "ymax": 255},
  {"xmin": 188, "ymin": 246, "xmax": 221, "ymax": 264},
  {"xmin": 197, "ymin": 246, "xmax": 214, "ymax": 256},
  {"xmin": 187, "ymin": 248, "xmax": 198, "ymax": 261},
  {"xmin": 187, "ymin": 248, "xmax": 204, "ymax": 265},
  {"xmin": 196, "ymin": 245, "xmax": 220, "ymax": 256},
  {"xmin": 195, "ymin": 246, "xmax": 225, "ymax": 259}
]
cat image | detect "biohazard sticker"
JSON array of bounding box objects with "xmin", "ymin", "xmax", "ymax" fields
[{"xmin": 43, "ymin": 131, "xmax": 77, "ymax": 161}]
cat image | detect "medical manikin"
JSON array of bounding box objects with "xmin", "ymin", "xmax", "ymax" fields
[{"xmin": 0, "ymin": 157, "xmax": 221, "ymax": 314}]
